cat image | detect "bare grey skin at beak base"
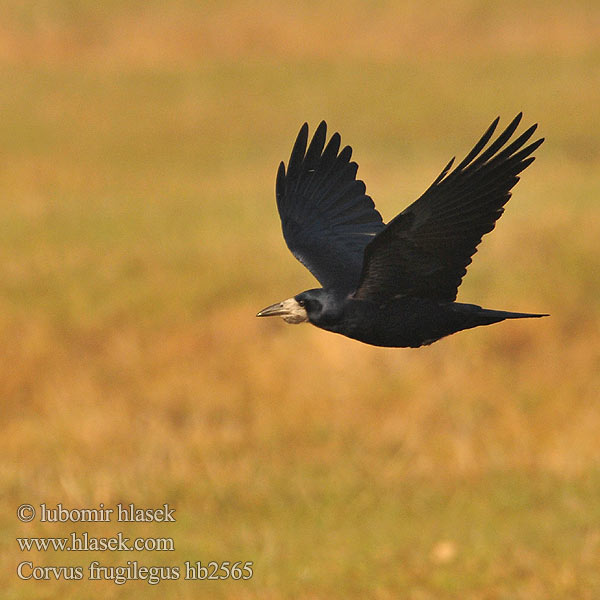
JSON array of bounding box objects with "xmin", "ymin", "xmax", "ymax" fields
[{"xmin": 257, "ymin": 298, "xmax": 308, "ymax": 324}]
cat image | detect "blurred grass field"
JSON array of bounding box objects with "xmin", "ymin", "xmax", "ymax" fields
[{"xmin": 2, "ymin": 1, "xmax": 600, "ymax": 598}]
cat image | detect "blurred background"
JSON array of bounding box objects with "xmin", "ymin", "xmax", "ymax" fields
[{"xmin": 2, "ymin": 1, "xmax": 599, "ymax": 598}]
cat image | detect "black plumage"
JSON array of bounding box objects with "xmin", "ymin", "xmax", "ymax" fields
[{"xmin": 257, "ymin": 116, "xmax": 547, "ymax": 348}]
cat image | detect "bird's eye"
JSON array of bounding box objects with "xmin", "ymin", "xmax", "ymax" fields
[{"xmin": 297, "ymin": 299, "xmax": 305, "ymax": 307}]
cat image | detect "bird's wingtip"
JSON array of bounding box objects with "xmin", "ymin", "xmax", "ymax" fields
[
  {"xmin": 524, "ymin": 122, "xmax": 538, "ymax": 135},
  {"xmin": 311, "ymin": 120, "xmax": 328, "ymax": 143}
]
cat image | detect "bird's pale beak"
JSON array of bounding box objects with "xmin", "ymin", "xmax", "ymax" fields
[
  {"xmin": 256, "ymin": 298, "xmax": 308, "ymax": 324},
  {"xmin": 256, "ymin": 301, "xmax": 287, "ymax": 317}
]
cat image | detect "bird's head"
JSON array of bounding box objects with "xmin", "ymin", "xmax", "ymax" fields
[{"xmin": 256, "ymin": 289, "xmax": 332, "ymax": 325}]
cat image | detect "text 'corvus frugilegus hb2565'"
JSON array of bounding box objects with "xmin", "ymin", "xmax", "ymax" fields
[{"xmin": 257, "ymin": 115, "xmax": 548, "ymax": 348}]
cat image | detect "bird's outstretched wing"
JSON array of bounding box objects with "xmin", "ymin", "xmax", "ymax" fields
[
  {"xmin": 354, "ymin": 114, "xmax": 544, "ymax": 302},
  {"xmin": 276, "ymin": 121, "xmax": 385, "ymax": 292}
]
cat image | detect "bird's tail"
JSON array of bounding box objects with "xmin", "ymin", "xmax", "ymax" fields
[{"xmin": 477, "ymin": 308, "xmax": 549, "ymax": 324}]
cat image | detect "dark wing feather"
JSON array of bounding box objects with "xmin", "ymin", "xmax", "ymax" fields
[
  {"xmin": 354, "ymin": 114, "xmax": 544, "ymax": 302},
  {"xmin": 276, "ymin": 121, "xmax": 385, "ymax": 292}
]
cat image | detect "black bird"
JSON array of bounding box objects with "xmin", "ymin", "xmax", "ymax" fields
[{"xmin": 257, "ymin": 115, "xmax": 547, "ymax": 348}]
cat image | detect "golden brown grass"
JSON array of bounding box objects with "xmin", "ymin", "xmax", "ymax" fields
[{"xmin": 2, "ymin": 1, "xmax": 600, "ymax": 598}]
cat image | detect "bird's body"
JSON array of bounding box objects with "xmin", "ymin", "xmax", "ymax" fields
[
  {"xmin": 290, "ymin": 290, "xmax": 543, "ymax": 348},
  {"xmin": 258, "ymin": 116, "xmax": 547, "ymax": 348}
]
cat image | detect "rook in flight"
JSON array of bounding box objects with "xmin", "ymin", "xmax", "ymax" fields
[{"xmin": 257, "ymin": 116, "xmax": 547, "ymax": 347}]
